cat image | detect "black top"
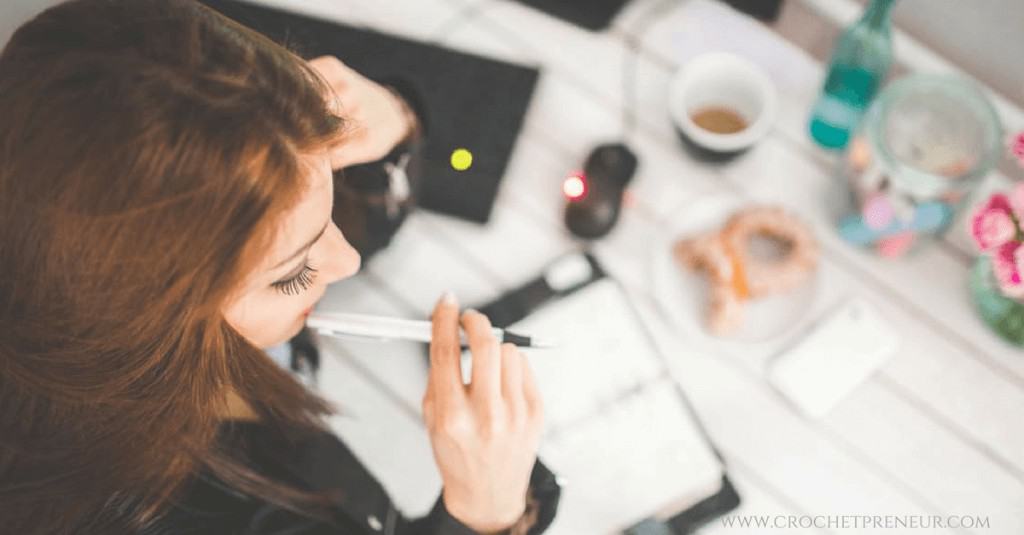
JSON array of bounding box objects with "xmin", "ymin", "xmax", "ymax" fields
[{"xmin": 140, "ymin": 421, "xmax": 560, "ymax": 535}]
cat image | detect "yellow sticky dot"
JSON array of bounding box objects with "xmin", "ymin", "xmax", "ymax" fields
[{"xmin": 450, "ymin": 148, "xmax": 473, "ymax": 171}]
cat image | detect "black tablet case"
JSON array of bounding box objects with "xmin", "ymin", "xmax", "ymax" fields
[
  {"xmin": 199, "ymin": 0, "xmax": 540, "ymax": 224},
  {"xmin": 474, "ymin": 250, "xmax": 741, "ymax": 534}
]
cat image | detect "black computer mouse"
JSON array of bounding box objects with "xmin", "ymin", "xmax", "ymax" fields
[{"xmin": 564, "ymin": 143, "xmax": 638, "ymax": 239}]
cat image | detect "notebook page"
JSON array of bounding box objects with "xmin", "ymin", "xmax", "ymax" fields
[
  {"xmin": 511, "ymin": 278, "xmax": 724, "ymax": 533},
  {"xmin": 513, "ymin": 278, "xmax": 664, "ymax": 429}
]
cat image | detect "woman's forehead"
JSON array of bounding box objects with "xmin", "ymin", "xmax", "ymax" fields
[{"xmin": 263, "ymin": 153, "xmax": 333, "ymax": 268}]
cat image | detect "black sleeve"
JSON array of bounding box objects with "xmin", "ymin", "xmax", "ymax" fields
[
  {"xmin": 406, "ymin": 497, "xmax": 480, "ymax": 535},
  {"xmin": 330, "ymin": 75, "xmax": 427, "ymax": 263},
  {"xmin": 405, "ymin": 460, "xmax": 562, "ymax": 535},
  {"xmin": 147, "ymin": 460, "xmax": 559, "ymax": 535},
  {"xmin": 140, "ymin": 424, "xmax": 560, "ymax": 535}
]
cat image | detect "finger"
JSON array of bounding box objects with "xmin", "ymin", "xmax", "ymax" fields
[
  {"xmin": 328, "ymin": 146, "xmax": 349, "ymax": 171},
  {"xmin": 338, "ymin": 102, "xmax": 361, "ymax": 118},
  {"xmin": 421, "ymin": 389, "xmax": 435, "ymax": 427},
  {"xmin": 308, "ymin": 55, "xmax": 347, "ymax": 75},
  {"xmin": 462, "ymin": 310, "xmax": 501, "ymax": 403},
  {"xmin": 500, "ymin": 343, "xmax": 526, "ymax": 418},
  {"xmin": 307, "ymin": 63, "xmax": 348, "ymax": 96},
  {"xmin": 327, "ymin": 129, "xmax": 368, "ymax": 170},
  {"xmin": 522, "ymin": 355, "xmax": 543, "ymax": 428},
  {"xmin": 328, "ymin": 143, "xmax": 358, "ymax": 170},
  {"xmin": 331, "ymin": 84, "xmax": 355, "ymax": 104},
  {"xmin": 428, "ymin": 291, "xmax": 465, "ymax": 404},
  {"xmin": 306, "ymin": 55, "xmax": 339, "ymax": 72},
  {"xmin": 323, "ymin": 90, "xmax": 345, "ymax": 118}
]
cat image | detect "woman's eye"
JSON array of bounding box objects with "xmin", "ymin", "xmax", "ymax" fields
[{"xmin": 271, "ymin": 264, "xmax": 318, "ymax": 296}]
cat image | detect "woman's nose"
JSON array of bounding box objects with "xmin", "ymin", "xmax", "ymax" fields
[{"xmin": 321, "ymin": 223, "xmax": 361, "ymax": 284}]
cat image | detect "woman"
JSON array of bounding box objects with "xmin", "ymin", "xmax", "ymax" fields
[{"xmin": 0, "ymin": 1, "xmax": 557, "ymax": 533}]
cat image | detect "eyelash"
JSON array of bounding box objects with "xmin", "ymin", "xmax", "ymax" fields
[{"xmin": 271, "ymin": 264, "xmax": 318, "ymax": 296}]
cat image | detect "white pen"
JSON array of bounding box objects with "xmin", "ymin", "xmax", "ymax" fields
[{"xmin": 307, "ymin": 311, "xmax": 557, "ymax": 349}]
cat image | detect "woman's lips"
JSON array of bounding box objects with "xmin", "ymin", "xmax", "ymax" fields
[{"xmin": 303, "ymin": 293, "xmax": 324, "ymax": 319}]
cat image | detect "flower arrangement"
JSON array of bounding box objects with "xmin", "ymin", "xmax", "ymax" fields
[
  {"xmin": 970, "ymin": 131, "xmax": 1024, "ymax": 297},
  {"xmin": 970, "ymin": 184, "xmax": 1024, "ymax": 298}
]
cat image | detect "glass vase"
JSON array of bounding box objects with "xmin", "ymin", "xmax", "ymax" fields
[
  {"xmin": 836, "ymin": 74, "xmax": 1003, "ymax": 257},
  {"xmin": 970, "ymin": 255, "xmax": 1024, "ymax": 347}
]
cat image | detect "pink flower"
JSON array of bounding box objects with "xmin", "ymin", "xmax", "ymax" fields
[
  {"xmin": 1009, "ymin": 182, "xmax": 1024, "ymax": 220},
  {"xmin": 992, "ymin": 241, "xmax": 1024, "ymax": 298},
  {"xmin": 970, "ymin": 193, "xmax": 1017, "ymax": 251},
  {"xmin": 1010, "ymin": 131, "xmax": 1024, "ymax": 168}
]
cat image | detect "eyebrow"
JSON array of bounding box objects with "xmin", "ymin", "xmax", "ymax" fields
[{"xmin": 271, "ymin": 219, "xmax": 330, "ymax": 271}]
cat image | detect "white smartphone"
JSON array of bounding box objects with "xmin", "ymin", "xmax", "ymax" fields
[{"xmin": 768, "ymin": 298, "xmax": 899, "ymax": 418}]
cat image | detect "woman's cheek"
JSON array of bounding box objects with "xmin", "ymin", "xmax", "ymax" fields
[
  {"xmin": 224, "ymin": 295, "xmax": 273, "ymax": 349},
  {"xmin": 260, "ymin": 301, "xmax": 307, "ymax": 347}
]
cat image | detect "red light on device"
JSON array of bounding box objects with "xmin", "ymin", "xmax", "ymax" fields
[{"xmin": 563, "ymin": 172, "xmax": 587, "ymax": 201}]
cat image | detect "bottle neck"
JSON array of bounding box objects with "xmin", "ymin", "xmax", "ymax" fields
[{"xmin": 860, "ymin": 0, "xmax": 896, "ymax": 29}]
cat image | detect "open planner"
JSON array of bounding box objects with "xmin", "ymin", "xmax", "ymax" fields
[{"xmin": 476, "ymin": 251, "xmax": 739, "ymax": 534}]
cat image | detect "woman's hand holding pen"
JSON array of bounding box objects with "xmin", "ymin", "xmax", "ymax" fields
[
  {"xmin": 306, "ymin": 55, "xmax": 418, "ymax": 170},
  {"xmin": 424, "ymin": 291, "xmax": 544, "ymax": 534}
]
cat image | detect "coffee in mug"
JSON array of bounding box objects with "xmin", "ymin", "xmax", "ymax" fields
[
  {"xmin": 690, "ymin": 106, "xmax": 748, "ymax": 135},
  {"xmin": 668, "ymin": 52, "xmax": 778, "ymax": 160}
]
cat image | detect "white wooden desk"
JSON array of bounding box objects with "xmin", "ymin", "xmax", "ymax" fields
[{"xmin": 249, "ymin": 1, "xmax": 1024, "ymax": 533}]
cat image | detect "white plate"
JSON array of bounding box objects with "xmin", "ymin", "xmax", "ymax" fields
[{"xmin": 650, "ymin": 192, "xmax": 819, "ymax": 343}]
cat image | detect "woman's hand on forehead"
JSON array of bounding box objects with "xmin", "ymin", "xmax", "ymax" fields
[{"xmin": 307, "ymin": 56, "xmax": 416, "ymax": 170}]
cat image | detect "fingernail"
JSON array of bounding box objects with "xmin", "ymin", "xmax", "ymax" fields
[{"xmin": 440, "ymin": 290, "xmax": 457, "ymax": 306}]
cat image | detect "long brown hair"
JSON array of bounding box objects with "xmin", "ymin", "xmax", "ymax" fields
[{"xmin": 0, "ymin": 1, "xmax": 349, "ymax": 532}]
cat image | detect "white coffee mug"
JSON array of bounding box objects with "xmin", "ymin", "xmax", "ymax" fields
[{"xmin": 668, "ymin": 52, "xmax": 778, "ymax": 158}]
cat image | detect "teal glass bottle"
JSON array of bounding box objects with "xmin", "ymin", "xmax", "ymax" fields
[{"xmin": 808, "ymin": 0, "xmax": 896, "ymax": 149}]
